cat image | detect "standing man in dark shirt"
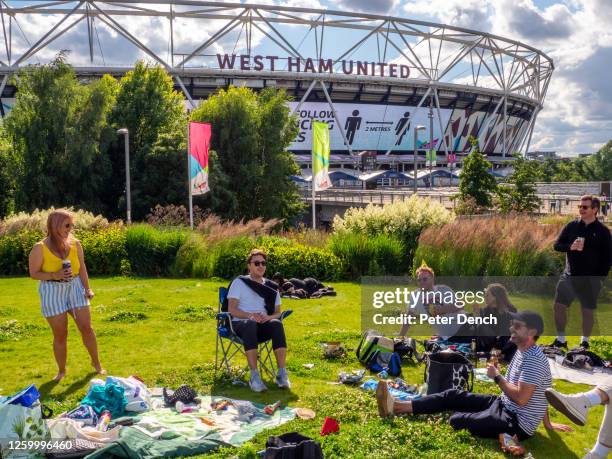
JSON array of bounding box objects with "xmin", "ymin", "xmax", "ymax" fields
[{"xmin": 550, "ymin": 195, "xmax": 612, "ymax": 349}]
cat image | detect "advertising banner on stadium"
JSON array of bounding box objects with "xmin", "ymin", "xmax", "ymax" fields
[{"xmin": 288, "ymin": 102, "xmax": 452, "ymax": 152}]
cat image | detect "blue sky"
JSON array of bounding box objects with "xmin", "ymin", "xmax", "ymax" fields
[{"xmin": 9, "ymin": 0, "xmax": 612, "ymax": 155}]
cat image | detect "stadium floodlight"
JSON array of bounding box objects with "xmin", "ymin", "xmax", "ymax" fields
[
  {"xmin": 117, "ymin": 128, "xmax": 131, "ymax": 224},
  {"xmin": 413, "ymin": 126, "xmax": 426, "ymax": 193}
]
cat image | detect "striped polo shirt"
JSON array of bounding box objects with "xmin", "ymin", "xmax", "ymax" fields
[{"xmin": 501, "ymin": 344, "xmax": 552, "ymax": 436}]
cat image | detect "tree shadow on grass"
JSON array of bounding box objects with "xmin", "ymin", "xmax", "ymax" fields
[
  {"xmin": 469, "ymin": 428, "xmax": 578, "ymax": 459},
  {"xmin": 526, "ymin": 429, "xmax": 579, "ymax": 459},
  {"xmin": 210, "ymin": 369, "xmax": 300, "ymax": 406}
]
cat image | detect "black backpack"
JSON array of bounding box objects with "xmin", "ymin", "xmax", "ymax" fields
[
  {"xmin": 264, "ymin": 432, "xmax": 323, "ymax": 459},
  {"xmin": 424, "ymin": 351, "xmax": 474, "ymax": 395}
]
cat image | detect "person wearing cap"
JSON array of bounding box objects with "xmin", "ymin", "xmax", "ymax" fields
[
  {"xmin": 550, "ymin": 195, "xmax": 611, "ymax": 350},
  {"xmin": 378, "ymin": 310, "xmax": 571, "ymax": 440}
]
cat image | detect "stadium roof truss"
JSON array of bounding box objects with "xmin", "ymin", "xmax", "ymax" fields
[{"xmin": 0, "ymin": 0, "xmax": 554, "ymax": 156}]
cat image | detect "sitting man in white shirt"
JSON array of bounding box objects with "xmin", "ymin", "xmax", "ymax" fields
[{"xmin": 227, "ymin": 249, "xmax": 290, "ymax": 392}]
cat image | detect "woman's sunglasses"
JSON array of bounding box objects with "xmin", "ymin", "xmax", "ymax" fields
[
  {"xmin": 252, "ymin": 261, "xmax": 266, "ymax": 267},
  {"xmin": 64, "ymin": 223, "xmax": 74, "ymax": 229}
]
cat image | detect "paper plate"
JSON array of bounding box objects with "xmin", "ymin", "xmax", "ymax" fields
[{"xmin": 295, "ymin": 407, "xmax": 316, "ymax": 420}]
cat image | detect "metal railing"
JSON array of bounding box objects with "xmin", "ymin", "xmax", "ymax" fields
[{"xmin": 299, "ymin": 187, "xmax": 612, "ymax": 220}]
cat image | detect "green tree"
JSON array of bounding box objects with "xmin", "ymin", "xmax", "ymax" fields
[
  {"xmin": 496, "ymin": 156, "xmax": 541, "ymax": 213},
  {"xmin": 0, "ymin": 126, "xmax": 15, "ymax": 217},
  {"xmin": 190, "ymin": 86, "xmax": 301, "ymax": 221},
  {"xmin": 582, "ymin": 140, "xmax": 612, "ymax": 181},
  {"xmin": 107, "ymin": 61, "xmax": 186, "ymax": 220},
  {"xmin": 458, "ymin": 138, "xmax": 497, "ymax": 208},
  {"xmin": 5, "ymin": 54, "xmax": 117, "ymax": 213}
]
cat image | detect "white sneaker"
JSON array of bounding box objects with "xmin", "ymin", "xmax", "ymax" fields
[
  {"xmin": 376, "ymin": 381, "xmax": 394, "ymax": 418},
  {"xmin": 545, "ymin": 388, "xmax": 588, "ymax": 426},
  {"xmin": 249, "ymin": 373, "xmax": 268, "ymax": 392},
  {"xmin": 276, "ymin": 369, "xmax": 291, "ymax": 389},
  {"xmin": 582, "ymin": 452, "xmax": 605, "ymax": 459}
]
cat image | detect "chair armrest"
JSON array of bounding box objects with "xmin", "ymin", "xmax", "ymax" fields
[
  {"xmin": 216, "ymin": 312, "xmax": 237, "ymax": 335},
  {"xmin": 280, "ymin": 310, "xmax": 293, "ymax": 321}
]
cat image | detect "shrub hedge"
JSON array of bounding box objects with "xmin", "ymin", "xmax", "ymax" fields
[
  {"xmin": 125, "ymin": 225, "xmax": 188, "ymax": 276},
  {"xmin": 328, "ymin": 232, "xmax": 406, "ymax": 279},
  {"xmin": 1, "ymin": 211, "xmax": 573, "ymax": 280},
  {"xmin": 332, "ymin": 195, "xmax": 454, "ymax": 268}
]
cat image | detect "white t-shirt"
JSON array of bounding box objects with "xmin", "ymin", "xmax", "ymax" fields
[{"xmin": 227, "ymin": 276, "xmax": 281, "ymax": 315}]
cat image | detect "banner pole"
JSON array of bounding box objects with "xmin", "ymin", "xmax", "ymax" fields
[
  {"xmin": 312, "ymin": 149, "xmax": 316, "ymax": 229},
  {"xmin": 188, "ymin": 122, "xmax": 193, "ymax": 229}
]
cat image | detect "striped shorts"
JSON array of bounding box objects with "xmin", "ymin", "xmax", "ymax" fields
[{"xmin": 39, "ymin": 277, "xmax": 90, "ymax": 318}]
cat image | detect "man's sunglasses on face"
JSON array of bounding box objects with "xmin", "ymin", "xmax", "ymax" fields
[{"xmin": 577, "ymin": 205, "xmax": 592, "ymax": 210}]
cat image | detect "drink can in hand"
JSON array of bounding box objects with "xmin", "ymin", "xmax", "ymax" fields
[{"xmin": 62, "ymin": 259, "xmax": 71, "ymax": 281}]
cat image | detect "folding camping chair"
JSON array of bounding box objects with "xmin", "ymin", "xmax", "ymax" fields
[{"xmin": 215, "ymin": 286, "xmax": 292, "ymax": 380}]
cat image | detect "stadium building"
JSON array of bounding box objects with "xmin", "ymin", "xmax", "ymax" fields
[{"xmin": 0, "ymin": 1, "xmax": 553, "ymax": 173}]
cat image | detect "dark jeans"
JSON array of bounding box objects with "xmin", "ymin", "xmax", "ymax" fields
[
  {"xmin": 411, "ymin": 389, "xmax": 529, "ymax": 440},
  {"xmin": 232, "ymin": 319, "xmax": 287, "ymax": 351}
]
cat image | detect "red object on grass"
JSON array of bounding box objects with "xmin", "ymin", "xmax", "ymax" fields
[{"xmin": 320, "ymin": 416, "xmax": 339, "ymax": 436}]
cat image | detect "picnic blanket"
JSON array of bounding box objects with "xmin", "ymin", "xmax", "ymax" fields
[
  {"xmin": 360, "ymin": 379, "xmax": 421, "ymax": 401},
  {"xmin": 85, "ymin": 395, "xmax": 295, "ymax": 458},
  {"xmin": 548, "ymin": 357, "xmax": 612, "ymax": 386}
]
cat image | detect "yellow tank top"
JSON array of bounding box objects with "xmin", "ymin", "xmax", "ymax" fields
[{"xmin": 41, "ymin": 241, "xmax": 80, "ymax": 275}]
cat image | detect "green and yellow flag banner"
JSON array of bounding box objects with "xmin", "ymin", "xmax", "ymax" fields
[
  {"xmin": 426, "ymin": 149, "xmax": 437, "ymax": 167},
  {"xmin": 312, "ymin": 121, "xmax": 332, "ymax": 191}
]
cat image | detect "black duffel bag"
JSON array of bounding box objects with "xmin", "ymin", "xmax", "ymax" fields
[
  {"xmin": 424, "ymin": 350, "xmax": 474, "ymax": 395},
  {"xmin": 264, "ymin": 432, "xmax": 324, "ymax": 459}
]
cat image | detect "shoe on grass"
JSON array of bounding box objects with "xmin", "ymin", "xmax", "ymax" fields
[
  {"xmin": 579, "ymin": 341, "xmax": 590, "ymax": 349},
  {"xmin": 550, "ymin": 339, "xmax": 568, "ymax": 350},
  {"xmin": 249, "ymin": 373, "xmax": 268, "ymax": 392},
  {"xmin": 276, "ymin": 368, "xmax": 291, "ymax": 389},
  {"xmin": 376, "ymin": 381, "xmax": 394, "ymax": 418},
  {"xmin": 545, "ymin": 388, "xmax": 588, "ymax": 426}
]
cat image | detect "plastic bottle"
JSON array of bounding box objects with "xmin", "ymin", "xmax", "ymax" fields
[{"xmin": 97, "ymin": 410, "xmax": 111, "ymax": 432}]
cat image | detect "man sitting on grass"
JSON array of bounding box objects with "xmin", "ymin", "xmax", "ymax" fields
[{"xmin": 378, "ymin": 311, "xmax": 571, "ymax": 440}]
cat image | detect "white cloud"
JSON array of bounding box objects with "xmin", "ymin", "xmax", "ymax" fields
[{"xmin": 400, "ymin": 0, "xmax": 612, "ymax": 153}]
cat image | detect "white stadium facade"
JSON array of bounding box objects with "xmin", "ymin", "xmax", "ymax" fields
[{"xmin": 0, "ymin": 1, "xmax": 553, "ymax": 171}]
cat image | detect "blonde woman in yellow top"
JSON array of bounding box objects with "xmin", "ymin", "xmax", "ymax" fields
[{"xmin": 28, "ymin": 209, "xmax": 105, "ymax": 381}]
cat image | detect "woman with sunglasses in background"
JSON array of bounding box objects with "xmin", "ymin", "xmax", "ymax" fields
[
  {"xmin": 28, "ymin": 209, "xmax": 104, "ymax": 381},
  {"xmin": 227, "ymin": 249, "xmax": 290, "ymax": 392}
]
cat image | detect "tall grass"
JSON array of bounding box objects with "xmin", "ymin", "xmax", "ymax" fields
[
  {"xmin": 414, "ymin": 216, "xmax": 565, "ymax": 276},
  {"xmin": 0, "ymin": 207, "xmax": 110, "ymax": 236},
  {"xmin": 328, "ymin": 232, "xmax": 407, "ymax": 279},
  {"xmin": 280, "ymin": 226, "xmax": 331, "ymax": 249},
  {"xmin": 196, "ymin": 214, "xmax": 280, "ymax": 244},
  {"xmin": 125, "ymin": 224, "xmax": 188, "ymax": 276}
]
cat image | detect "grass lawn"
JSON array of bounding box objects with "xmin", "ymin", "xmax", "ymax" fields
[{"xmin": 0, "ymin": 276, "xmax": 608, "ymax": 459}]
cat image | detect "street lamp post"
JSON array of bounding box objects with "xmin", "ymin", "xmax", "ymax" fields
[
  {"xmin": 117, "ymin": 128, "xmax": 131, "ymax": 224},
  {"xmin": 413, "ymin": 125, "xmax": 426, "ymax": 193}
]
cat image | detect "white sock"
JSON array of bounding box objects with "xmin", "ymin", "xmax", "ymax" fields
[
  {"xmin": 592, "ymin": 442, "xmax": 611, "ymax": 458},
  {"xmin": 556, "ymin": 334, "xmax": 566, "ymax": 343},
  {"xmin": 585, "ymin": 389, "xmax": 604, "ymax": 407},
  {"xmin": 581, "ymin": 336, "xmax": 590, "ymax": 344},
  {"xmin": 250, "ymin": 368, "xmax": 260, "ymax": 378}
]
